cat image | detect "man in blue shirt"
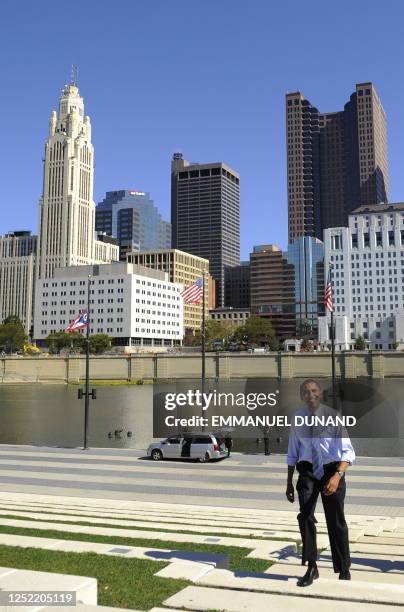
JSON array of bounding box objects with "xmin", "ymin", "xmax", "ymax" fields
[{"xmin": 286, "ymin": 378, "xmax": 355, "ymax": 587}]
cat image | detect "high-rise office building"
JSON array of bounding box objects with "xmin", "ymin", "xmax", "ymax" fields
[
  {"xmin": 0, "ymin": 231, "xmax": 37, "ymax": 333},
  {"xmin": 96, "ymin": 190, "xmax": 171, "ymax": 260},
  {"xmin": 171, "ymin": 153, "xmax": 240, "ymax": 306},
  {"xmin": 319, "ymin": 203, "xmax": 404, "ymax": 349},
  {"xmin": 250, "ymin": 238, "xmax": 324, "ymax": 340},
  {"xmin": 287, "ymin": 82, "xmax": 389, "ymax": 243},
  {"xmin": 286, "ymin": 236, "xmax": 324, "ymax": 337},
  {"xmin": 37, "ymin": 81, "xmax": 118, "ymax": 279},
  {"xmin": 127, "ymin": 248, "xmax": 211, "ymax": 333},
  {"xmin": 250, "ymin": 245, "xmax": 296, "ymax": 339},
  {"xmin": 224, "ymin": 262, "xmax": 250, "ymax": 309}
]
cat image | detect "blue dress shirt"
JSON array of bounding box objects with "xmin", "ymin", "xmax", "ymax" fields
[{"xmin": 286, "ymin": 404, "xmax": 355, "ymax": 467}]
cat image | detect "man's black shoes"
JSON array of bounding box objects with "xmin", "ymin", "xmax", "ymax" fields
[
  {"xmin": 297, "ymin": 564, "xmax": 319, "ymax": 587},
  {"xmin": 339, "ymin": 570, "xmax": 351, "ymax": 580}
]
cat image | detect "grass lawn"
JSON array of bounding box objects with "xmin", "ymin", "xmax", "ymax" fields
[
  {"xmin": 0, "ymin": 523, "xmax": 272, "ymax": 574},
  {"xmin": 0, "ymin": 544, "xmax": 188, "ymax": 610}
]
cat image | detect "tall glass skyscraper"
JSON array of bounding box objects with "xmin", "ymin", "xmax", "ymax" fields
[
  {"xmin": 96, "ymin": 190, "xmax": 171, "ymax": 258},
  {"xmin": 286, "ymin": 236, "xmax": 325, "ymax": 337}
]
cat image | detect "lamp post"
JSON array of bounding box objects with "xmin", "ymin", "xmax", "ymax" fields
[{"xmin": 77, "ymin": 275, "xmax": 96, "ymax": 449}]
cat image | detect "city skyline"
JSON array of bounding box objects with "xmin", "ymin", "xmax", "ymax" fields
[{"xmin": 3, "ymin": 1, "xmax": 404, "ymax": 259}]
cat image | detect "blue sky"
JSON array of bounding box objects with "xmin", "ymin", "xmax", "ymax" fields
[{"xmin": 2, "ymin": 0, "xmax": 404, "ymax": 258}]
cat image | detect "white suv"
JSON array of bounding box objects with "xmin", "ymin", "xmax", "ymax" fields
[{"xmin": 147, "ymin": 432, "xmax": 227, "ymax": 463}]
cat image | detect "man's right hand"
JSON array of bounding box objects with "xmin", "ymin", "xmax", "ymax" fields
[{"xmin": 286, "ymin": 482, "xmax": 295, "ymax": 503}]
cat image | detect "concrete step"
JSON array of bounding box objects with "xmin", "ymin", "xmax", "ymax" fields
[
  {"xmin": 163, "ymin": 585, "xmax": 401, "ymax": 611},
  {"xmin": 266, "ymin": 562, "xmax": 404, "ymax": 584},
  {"xmin": 273, "ymin": 549, "xmax": 404, "ymax": 573},
  {"xmin": 155, "ymin": 560, "xmax": 215, "ymax": 581},
  {"xmin": 0, "ymin": 532, "xmax": 229, "ymax": 567},
  {"xmin": 329, "ymin": 542, "xmax": 404, "ymax": 556},
  {"xmin": 0, "ymin": 505, "xmax": 367, "ymax": 542},
  {"xmin": 0, "ymin": 516, "xmax": 296, "ymax": 556},
  {"xmin": 358, "ymin": 535, "xmax": 404, "ymax": 546},
  {"xmin": 47, "ymin": 608, "xmax": 142, "ymax": 611},
  {"xmin": 195, "ymin": 568, "xmax": 404, "ymax": 606},
  {"xmin": 0, "ymin": 508, "xmax": 303, "ymax": 540},
  {"xmin": 0, "ymin": 566, "xmax": 96, "ymax": 605}
]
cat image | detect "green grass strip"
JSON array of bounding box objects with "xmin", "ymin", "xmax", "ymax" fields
[{"xmin": 0, "ymin": 523, "xmax": 272, "ymax": 574}]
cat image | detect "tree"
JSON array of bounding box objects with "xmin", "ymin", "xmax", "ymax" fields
[
  {"xmin": 45, "ymin": 331, "xmax": 85, "ymax": 354},
  {"xmin": 354, "ymin": 335, "xmax": 367, "ymax": 351},
  {"xmin": 0, "ymin": 317, "xmax": 27, "ymax": 353},
  {"xmin": 234, "ymin": 315, "xmax": 276, "ymax": 346},
  {"xmin": 203, "ymin": 320, "xmax": 236, "ymax": 347},
  {"xmin": 3, "ymin": 315, "xmax": 24, "ymax": 326},
  {"xmin": 89, "ymin": 333, "xmax": 112, "ymax": 354},
  {"xmin": 268, "ymin": 336, "xmax": 280, "ymax": 351}
]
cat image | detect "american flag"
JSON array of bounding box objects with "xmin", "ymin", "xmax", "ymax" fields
[
  {"xmin": 66, "ymin": 310, "xmax": 89, "ymax": 332},
  {"xmin": 324, "ymin": 270, "xmax": 333, "ymax": 313},
  {"xmin": 181, "ymin": 278, "xmax": 203, "ymax": 304}
]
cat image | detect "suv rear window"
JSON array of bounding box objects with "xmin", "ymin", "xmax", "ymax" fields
[{"xmin": 193, "ymin": 437, "xmax": 212, "ymax": 444}]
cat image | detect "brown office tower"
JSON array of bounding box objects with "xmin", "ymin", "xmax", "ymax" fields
[
  {"xmin": 287, "ymin": 83, "xmax": 389, "ymax": 243},
  {"xmin": 249, "ymin": 245, "xmax": 296, "ymax": 339},
  {"xmin": 171, "ymin": 153, "xmax": 240, "ymax": 306}
]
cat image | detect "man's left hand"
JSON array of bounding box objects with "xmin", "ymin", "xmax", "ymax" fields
[{"xmin": 323, "ymin": 473, "xmax": 340, "ymax": 496}]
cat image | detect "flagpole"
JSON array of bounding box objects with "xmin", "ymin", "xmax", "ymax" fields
[
  {"xmin": 84, "ymin": 274, "xmax": 91, "ymax": 449},
  {"xmin": 329, "ymin": 264, "xmax": 337, "ymax": 411},
  {"xmin": 201, "ymin": 271, "xmax": 206, "ymax": 431}
]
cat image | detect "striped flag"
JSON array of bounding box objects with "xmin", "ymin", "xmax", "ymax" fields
[
  {"xmin": 324, "ymin": 270, "xmax": 333, "ymax": 313},
  {"xmin": 181, "ymin": 278, "xmax": 203, "ymax": 304},
  {"xmin": 66, "ymin": 310, "xmax": 89, "ymax": 332}
]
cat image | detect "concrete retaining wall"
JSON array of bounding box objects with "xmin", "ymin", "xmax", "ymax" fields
[{"xmin": 0, "ymin": 351, "xmax": 403, "ymax": 383}]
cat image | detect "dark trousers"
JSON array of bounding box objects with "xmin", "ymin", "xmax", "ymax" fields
[{"xmin": 296, "ymin": 461, "xmax": 350, "ymax": 573}]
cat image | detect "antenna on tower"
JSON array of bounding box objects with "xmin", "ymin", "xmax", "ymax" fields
[{"xmin": 70, "ymin": 65, "xmax": 78, "ymax": 86}]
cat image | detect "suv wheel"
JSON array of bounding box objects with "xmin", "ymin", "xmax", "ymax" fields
[
  {"xmin": 151, "ymin": 449, "xmax": 163, "ymax": 461},
  {"xmin": 199, "ymin": 452, "xmax": 210, "ymax": 463}
]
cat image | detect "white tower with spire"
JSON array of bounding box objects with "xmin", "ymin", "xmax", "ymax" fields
[{"xmin": 37, "ymin": 79, "xmax": 118, "ymax": 279}]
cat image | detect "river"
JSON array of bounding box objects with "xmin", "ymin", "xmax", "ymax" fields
[{"xmin": 0, "ymin": 380, "xmax": 403, "ymax": 456}]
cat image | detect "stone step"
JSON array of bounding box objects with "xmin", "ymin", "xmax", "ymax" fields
[
  {"xmin": 266, "ymin": 562, "xmax": 404, "ymax": 584},
  {"xmin": 0, "ymin": 507, "xmax": 368, "ymax": 544},
  {"xmin": 150, "ymin": 608, "xmax": 187, "ymax": 612},
  {"xmin": 275, "ymin": 550, "xmax": 404, "ymax": 573},
  {"xmin": 195, "ymin": 568, "xmax": 404, "ymax": 605},
  {"xmin": 0, "ymin": 517, "xmax": 296, "ymax": 555},
  {"xmin": 0, "ymin": 508, "xmax": 302, "ymax": 540},
  {"xmin": 0, "ymin": 499, "xmax": 391, "ymax": 534},
  {"xmin": 155, "ymin": 560, "xmax": 215, "ymax": 581},
  {"xmin": 0, "ymin": 491, "xmax": 391, "ymax": 521},
  {"xmin": 331, "ymin": 542, "xmax": 404, "ymax": 556},
  {"xmin": 0, "ymin": 566, "xmax": 97, "ymax": 606},
  {"xmin": 358, "ymin": 536, "xmax": 404, "ymax": 546},
  {"xmin": 0, "ymin": 532, "xmax": 228, "ymax": 567},
  {"xmin": 163, "ymin": 585, "xmax": 400, "ymax": 611},
  {"xmin": 47, "ymin": 607, "xmax": 142, "ymax": 611}
]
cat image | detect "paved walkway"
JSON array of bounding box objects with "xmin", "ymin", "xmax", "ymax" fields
[{"xmin": 0, "ymin": 446, "xmax": 402, "ymax": 516}]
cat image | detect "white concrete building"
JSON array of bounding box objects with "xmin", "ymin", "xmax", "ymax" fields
[
  {"xmin": 0, "ymin": 232, "xmax": 37, "ymax": 333},
  {"xmin": 37, "ymin": 81, "xmax": 118, "ymax": 280},
  {"xmin": 33, "ymin": 262, "xmax": 183, "ymax": 350},
  {"xmin": 319, "ymin": 203, "xmax": 404, "ymax": 349}
]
